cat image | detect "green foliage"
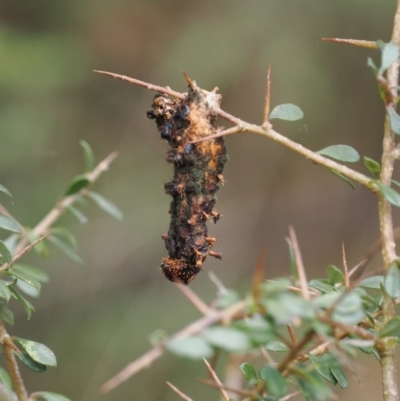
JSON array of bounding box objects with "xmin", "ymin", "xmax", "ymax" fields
[
  {"xmin": 239, "ymin": 362, "xmax": 257, "ymax": 384},
  {"xmin": 79, "ymin": 140, "xmax": 95, "ymax": 172},
  {"xmin": 0, "ymin": 214, "xmax": 22, "ymax": 234},
  {"xmin": 15, "ymin": 338, "xmax": 57, "ymax": 367},
  {"xmin": 63, "ymin": 174, "xmax": 90, "ymax": 197},
  {"xmin": 375, "ymin": 180, "xmax": 400, "ymax": 207},
  {"xmin": 269, "ymin": 104, "xmax": 304, "ymax": 121},
  {"xmin": 317, "ymin": 145, "xmax": 359, "ymax": 163},
  {"xmin": 88, "ymin": 191, "xmax": 123, "ymax": 221},
  {"xmin": 30, "ymin": 392, "xmax": 72, "ymax": 401},
  {"xmin": 364, "ymin": 156, "xmax": 381, "ymax": 178},
  {"xmin": 166, "ymin": 336, "xmax": 213, "ymax": 360}
]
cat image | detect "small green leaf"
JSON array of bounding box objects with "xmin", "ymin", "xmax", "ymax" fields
[
  {"xmin": 234, "ymin": 317, "xmax": 273, "ymax": 345},
  {"xmin": 0, "ymin": 240, "xmax": 12, "ymax": 266},
  {"xmin": 66, "ymin": 206, "xmax": 88, "ymax": 224},
  {"xmin": 387, "ymin": 107, "xmax": 400, "ymax": 135},
  {"xmin": 385, "ymin": 263, "xmax": 400, "ymax": 298},
  {"xmin": 9, "ymin": 288, "xmax": 35, "ymax": 319},
  {"xmin": 380, "ymin": 317, "xmax": 400, "ymax": 338},
  {"xmin": 88, "ymin": 191, "xmax": 123, "ymax": 221},
  {"xmin": 327, "ymin": 169, "xmax": 355, "ymax": 189},
  {"xmin": 358, "ymin": 275, "xmax": 384, "ymax": 289},
  {"xmin": 202, "ymin": 327, "xmax": 251, "ymax": 353},
  {"xmin": 80, "ymin": 140, "xmax": 95, "ymax": 172},
  {"xmin": 263, "ymin": 292, "xmax": 315, "ymax": 325},
  {"xmin": 0, "ymin": 185, "xmax": 12, "ymax": 199},
  {"xmin": 0, "ymin": 302, "xmax": 14, "ymax": 325},
  {"xmin": 330, "ymin": 367, "xmax": 348, "ymax": 389},
  {"xmin": 392, "ymin": 179, "xmax": 400, "ymax": 188},
  {"xmin": 166, "ymin": 336, "xmax": 213, "ymax": 360},
  {"xmin": 26, "ymin": 229, "xmax": 49, "ymax": 258},
  {"xmin": 380, "ymin": 42, "xmax": 399, "ymax": 74},
  {"xmin": 327, "ymin": 265, "xmax": 344, "ymax": 284},
  {"xmin": 309, "ymin": 354, "xmax": 337, "ymax": 385},
  {"xmin": 0, "ymin": 366, "xmax": 12, "ymax": 390},
  {"xmin": 363, "ymin": 156, "xmax": 381, "ymax": 178},
  {"xmin": 0, "ymin": 214, "xmax": 22, "ymax": 234},
  {"xmin": 376, "ymin": 181, "xmax": 400, "ymax": 207},
  {"xmin": 48, "ymin": 235, "xmax": 84, "ymax": 267},
  {"xmin": 317, "ymin": 145, "xmax": 360, "ymax": 163},
  {"xmin": 265, "ymin": 341, "xmax": 289, "ymax": 352},
  {"xmin": 13, "ymin": 264, "xmax": 49, "ymax": 283},
  {"xmin": 286, "ymin": 238, "xmax": 297, "ymax": 278},
  {"xmin": 31, "ymin": 392, "xmax": 72, "ymax": 401},
  {"xmin": 0, "ymin": 280, "xmax": 11, "ymax": 302},
  {"xmin": 239, "ymin": 362, "xmax": 258, "ymax": 384},
  {"xmin": 17, "ymin": 280, "xmax": 40, "ymax": 298},
  {"xmin": 6, "ymin": 270, "xmax": 41, "ymax": 290},
  {"xmin": 294, "ymin": 370, "xmax": 333, "ymax": 401},
  {"xmin": 63, "ymin": 174, "xmax": 90, "ymax": 197},
  {"xmin": 50, "ymin": 227, "xmax": 78, "ymax": 250},
  {"xmin": 308, "ymin": 280, "xmax": 336, "ymax": 294},
  {"xmin": 270, "ymin": 104, "xmax": 304, "ymax": 121},
  {"xmin": 332, "ymin": 291, "xmax": 365, "ymax": 325},
  {"xmin": 15, "ymin": 338, "xmax": 57, "ymax": 367},
  {"xmin": 367, "ymin": 57, "xmax": 379, "ymax": 75},
  {"xmin": 14, "ymin": 350, "xmax": 47, "ymax": 372},
  {"xmin": 215, "ymin": 289, "xmax": 240, "ymax": 308},
  {"xmin": 259, "ymin": 366, "xmax": 287, "ymax": 398}
]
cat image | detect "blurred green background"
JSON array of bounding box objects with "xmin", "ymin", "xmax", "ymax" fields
[{"xmin": 0, "ymin": 0, "xmax": 398, "ymax": 400}]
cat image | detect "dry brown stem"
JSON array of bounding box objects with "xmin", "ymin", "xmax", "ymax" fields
[
  {"xmin": 100, "ymin": 300, "xmax": 246, "ymax": 393},
  {"xmin": 166, "ymin": 382, "xmax": 194, "ymax": 401}
]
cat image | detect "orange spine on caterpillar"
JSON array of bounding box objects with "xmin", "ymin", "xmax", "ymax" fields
[{"xmin": 147, "ymin": 76, "xmax": 228, "ymax": 284}]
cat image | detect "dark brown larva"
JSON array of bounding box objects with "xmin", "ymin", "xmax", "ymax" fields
[{"xmin": 147, "ymin": 79, "xmax": 228, "ymax": 284}]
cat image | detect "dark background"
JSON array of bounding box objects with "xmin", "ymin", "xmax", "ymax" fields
[{"xmin": 0, "ymin": 0, "xmax": 398, "ymax": 400}]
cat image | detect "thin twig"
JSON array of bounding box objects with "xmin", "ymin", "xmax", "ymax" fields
[
  {"xmin": 175, "ymin": 283, "xmax": 214, "ymax": 316},
  {"xmin": 197, "ymin": 378, "xmax": 256, "ymax": 397},
  {"xmin": 12, "ymin": 151, "xmax": 118, "ymax": 257},
  {"xmin": 96, "ymin": 71, "xmax": 373, "ymax": 189},
  {"xmin": 342, "ymin": 243, "xmax": 350, "ymax": 291},
  {"xmin": 166, "ymin": 382, "xmax": 194, "ymax": 401},
  {"xmin": 208, "ymin": 271, "xmax": 228, "ymax": 295},
  {"xmin": 252, "ymin": 249, "xmax": 265, "ymax": 304},
  {"xmin": 277, "ymin": 330, "xmax": 315, "ymax": 373},
  {"xmin": 12, "ymin": 234, "xmax": 50, "ymax": 264},
  {"xmin": 93, "ymin": 71, "xmax": 185, "ymax": 100},
  {"xmin": 287, "ymin": 325, "xmax": 298, "ymax": 346},
  {"xmin": 289, "ymin": 226, "xmax": 309, "ymax": 300},
  {"xmin": 263, "ymin": 65, "xmax": 272, "ymax": 127},
  {"xmin": 189, "ymin": 125, "xmax": 244, "ymax": 144},
  {"xmin": 320, "ymin": 38, "xmax": 378, "ymax": 49},
  {"xmin": 279, "ymin": 391, "xmax": 301, "ymax": 401},
  {"xmin": 203, "ymin": 358, "xmax": 230, "ymax": 401},
  {"xmin": 100, "ymin": 300, "xmax": 246, "ymax": 393}
]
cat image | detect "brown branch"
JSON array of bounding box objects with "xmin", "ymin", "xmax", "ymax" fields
[
  {"xmin": 263, "ymin": 65, "xmax": 272, "ymax": 127},
  {"xmin": 377, "ymin": 1, "xmax": 400, "ymax": 400},
  {"xmin": 0, "ymin": 322, "xmax": 27, "ymax": 401},
  {"xmin": 12, "ymin": 151, "xmax": 118, "ymax": 257},
  {"xmin": 96, "ymin": 71, "xmax": 373, "ymax": 189},
  {"xmin": 203, "ymin": 358, "xmax": 230, "ymax": 401},
  {"xmin": 289, "ymin": 226, "xmax": 309, "ymax": 300},
  {"xmin": 100, "ymin": 300, "xmax": 246, "ymax": 393},
  {"xmin": 197, "ymin": 378, "xmax": 256, "ymax": 398},
  {"xmin": 166, "ymin": 382, "xmax": 194, "ymax": 401},
  {"xmin": 320, "ymin": 38, "xmax": 378, "ymax": 49}
]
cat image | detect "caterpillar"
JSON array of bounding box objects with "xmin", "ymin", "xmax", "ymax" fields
[{"xmin": 147, "ymin": 77, "xmax": 228, "ymax": 284}]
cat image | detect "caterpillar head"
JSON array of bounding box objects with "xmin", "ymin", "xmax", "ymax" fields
[{"xmin": 160, "ymin": 258, "xmax": 201, "ymax": 285}]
